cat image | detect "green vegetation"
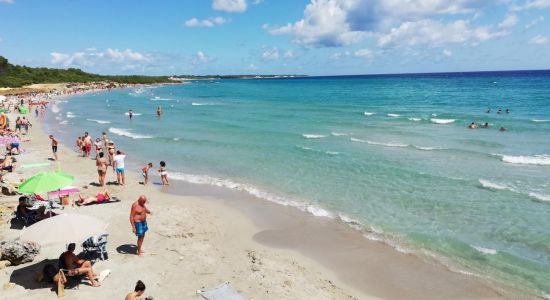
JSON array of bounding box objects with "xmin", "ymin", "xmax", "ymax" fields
[{"xmin": 0, "ymin": 56, "xmax": 172, "ymax": 88}]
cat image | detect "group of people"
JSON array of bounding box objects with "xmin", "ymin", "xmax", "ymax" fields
[{"xmin": 468, "ymin": 107, "xmax": 511, "ymax": 131}]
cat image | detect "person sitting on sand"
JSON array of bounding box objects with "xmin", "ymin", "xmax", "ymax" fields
[
  {"xmin": 142, "ymin": 162, "xmax": 153, "ymax": 185},
  {"xmin": 75, "ymin": 188, "xmax": 115, "ymax": 206},
  {"xmin": 125, "ymin": 280, "xmax": 146, "ymax": 300},
  {"xmin": 61, "ymin": 243, "xmax": 100, "ymax": 287},
  {"xmin": 1, "ymin": 155, "xmax": 16, "ymax": 172},
  {"xmin": 468, "ymin": 122, "xmax": 478, "ymax": 129}
]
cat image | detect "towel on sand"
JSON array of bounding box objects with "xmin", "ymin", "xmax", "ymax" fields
[{"xmin": 197, "ymin": 282, "xmax": 248, "ymax": 300}]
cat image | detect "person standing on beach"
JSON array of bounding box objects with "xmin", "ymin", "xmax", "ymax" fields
[
  {"xmin": 107, "ymin": 142, "xmax": 116, "ymax": 169},
  {"xmin": 130, "ymin": 195, "xmax": 151, "ymax": 256},
  {"xmin": 125, "ymin": 280, "xmax": 146, "ymax": 300},
  {"xmin": 102, "ymin": 132, "xmax": 108, "ymax": 147},
  {"xmin": 142, "ymin": 162, "xmax": 153, "ymax": 185},
  {"xmin": 83, "ymin": 132, "xmax": 92, "ymax": 157},
  {"xmin": 158, "ymin": 161, "xmax": 169, "ymax": 186},
  {"xmin": 96, "ymin": 152, "xmax": 107, "ymax": 187},
  {"xmin": 113, "ymin": 150, "xmax": 126, "ymax": 186},
  {"xmin": 49, "ymin": 135, "xmax": 58, "ymax": 161}
]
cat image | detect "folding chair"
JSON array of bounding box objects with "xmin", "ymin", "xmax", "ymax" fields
[{"xmin": 82, "ymin": 234, "xmax": 109, "ymax": 261}]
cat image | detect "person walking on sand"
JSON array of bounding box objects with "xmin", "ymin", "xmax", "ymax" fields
[
  {"xmin": 125, "ymin": 280, "xmax": 146, "ymax": 300},
  {"xmin": 142, "ymin": 162, "xmax": 153, "ymax": 185},
  {"xmin": 49, "ymin": 135, "xmax": 58, "ymax": 161},
  {"xmin": 130, "ymin": 195, "xmax": 151, "ymax": 256},
  {"xmin": 96, "ymin": 152, "xmax": 108, "ymax": 187},
  {"xmin": 159, "ymin": 161, "xmax": 169, "ymax": 186},
  {"xmin": 113, "ymin": 150, "xmax": 126, "ymax": 186}
]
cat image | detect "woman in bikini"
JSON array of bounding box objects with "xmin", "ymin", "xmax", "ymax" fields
[
  {"xmin": 96, "ymin": 152, "xmax": 108, "ymax": 186},
  {"xmin": 158, "ymin": 161, "xmax": 169, "ymax": 186}
]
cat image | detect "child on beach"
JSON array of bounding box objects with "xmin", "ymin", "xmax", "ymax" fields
[
  {"xmin": 158, "ymin": 161, "xmax": 169, "ymax": 186},
  {"xmin": 142, "ymin": 162, "xmax": 153, "ymax": 185}
]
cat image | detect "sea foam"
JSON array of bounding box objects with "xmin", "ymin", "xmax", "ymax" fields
[
  {"xmin": 350, "ymin": 138, "xmax": 408, "ymax": 147},
  {"xmin": 302, "ymin": 134, "xmax": 326, "ymax": 139},
  {"xmin": 408, "ymin": 117, "xmax": 422, "ymax": 121},
  {"xmin": 108, "ymin": 127, "xmax": 153, "ymax": 139},
  {"xmin": 87, "ymin": 119, "xmax": 111, "ymax": 124},
  {"xmin": 532, "ymin": 119, "xmax": 550, "ymax": 123},
  {"xmin": 529, "ymin": 192, "xmax": 550, "ymax": 202},
  {"xmin": 387, "ymin": 113, "xmax": 400, "ymax": 117},
  {"xmin": 364, "ymin": 112, "xmax": 376, "ymax": 116},
  {"xmin": 431, "ymin": 118, "xmax": 456, "ymax": 124},
  {"xmin": 479, "ymin": 179, "xmax": 509, "ymax": 191},
  {"xmin": 500, "ymin": 154, "xmax": 550, "ymax": 166},
  {"xmin": 471, "ymin": 245, "xmax": 498, "ymax": 255}
]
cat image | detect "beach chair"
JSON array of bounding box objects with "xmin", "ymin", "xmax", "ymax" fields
[
  {"xmin": 82, "ymin": 234, "xmax": 109, "ymax": 261},
  {"xmin": 14, "ymin": 205, "xmax": 37, "ymax": 225}
]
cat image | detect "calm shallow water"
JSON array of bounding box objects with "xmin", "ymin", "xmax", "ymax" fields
[{"xmin": 46, "ymin": 72, "xmax": 550, "ymax": 296}]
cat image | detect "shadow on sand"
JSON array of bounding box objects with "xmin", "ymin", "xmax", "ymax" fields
[{"xmin": 116, "ymin": 244, "xmax": 137, "ymax": 255}]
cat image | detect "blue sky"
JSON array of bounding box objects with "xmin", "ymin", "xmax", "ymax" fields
[{"xmin": 1, "ymin": 0, "xmax": 549, "ymax": 75}]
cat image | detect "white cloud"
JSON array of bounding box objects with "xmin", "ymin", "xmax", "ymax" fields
[
  {"xmin": 377, "ymin": 19, "xmax": 507, "ymax": 48},
  {"xmin": 283, "ymin": 49, "xmax": 295, "ymax": 58},
  {"xmin": 194, "ymin": 51, "xmax": 212, "ymax": 64},
  {"xmin": 498, "ymin": 14, "xmax": 518, "ymax": 29},
  {"xmin": 50, "ymin": 48, "xmax": 150, "ymax": 68},
  {"xmin": 354, "ymin": 48, "xmax": 373, "ymax": 59},
  {"xmin": 212, "ymin": 0, "xmax": 247, "ymax": 13},
  {"xmin": 529, "ymin": 35, "xmax": 548, "ymax": 44},
  {"xmin": 184, "ymin": 17, "xmax": 226, "ymax": 28},
  {"xmin": 265, "ymin": 0, "xmax": 499, "ymax": 47},
  {"xmin": 524, "ymin": 16, "xmax": 544, "ymax": 29},
  {"xmin": 0, "ymin": 0, "xmax": 14, "ymax": 4},
  {"xmin": 330, "ymin": 51, "xmax": 351, "ymax": 60},
  {"xmin": 442, "ymin": 49, "xmax": 453, "ymax": 57},
  {"xmin": 261, "ymin": 47, "xmax": 280, "ymax": 60},
  {"xmin": 512, "ymin": 0, "xmax": 550, "ymax": 11}
]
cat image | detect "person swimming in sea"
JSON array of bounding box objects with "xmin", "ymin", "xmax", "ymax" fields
[
  {"xmin": 128, "ymin": 109, "xmax": 134, "ymax": 120},
  {"xmin": 497, "ymin": 108, "xmax": 502, "ymax": 114},
  {"xmin": 156, "ymin": 106, "xmax": 162, "ymax": 118},
  {"xmin": 499, "ymin": 127, "xmax": 507, "ymax": 132},
  {"xmin": 468, "ymin": 122, "xmax": 478, "ymax": 129},
  {"xmin": 486, "ymin": 108, "xmax": 491, "ymax": 113},
  {"xmin": 480, "ymin": 122, "xmax": 490, "ymax": 128},
  {"xmin": 506, "ymin": 108, "xmax": 510, "ymax": 114}
]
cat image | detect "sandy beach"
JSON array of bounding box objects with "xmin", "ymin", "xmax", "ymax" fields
[{"xmin": 0, "ymin": 93, "xmax": 532, "ymax": 299}]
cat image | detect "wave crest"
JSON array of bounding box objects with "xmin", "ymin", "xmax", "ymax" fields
[
  {"xmin": 302, "ymin": 134, "xmax": 326, "ymax": 139},
  {"xmin": 500, "ymin": 154, "xmax": 550, "ymax": 166},
  {"xmin": 87, "ymin": 119, "xmax": 111, "ymax": 124},
  {"xmin": 431, "ymin": 118, "xmax": 456, "ymax": 124},
  {"xmin": 108, "ymin": 127, "xmax": 153, "ymax": 139}
]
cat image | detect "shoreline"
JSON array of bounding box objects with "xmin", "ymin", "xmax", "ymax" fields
[
  {"xmin": 0, "ymin": 87, "xmax": 534, "ymax": 299},
  {"xmin": 42, "ymin": 90, "xmax": 532, "ymax": 299}
]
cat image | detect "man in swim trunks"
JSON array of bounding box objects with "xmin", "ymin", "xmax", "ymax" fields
[
  {"xmin": 142, "ymin": 162, "xmax": 153, "ymax": 185},
  {"xmin": 83, "ymin": 132, "xmax": 92, "ymax": 157},
  {"xmin": 49, "ymin": 135, "xmax": 58, "ymax": 161},
  {"xmin": 113, "ymin": 150, "xmax": 126, "ymax": 186},
  {"xmin": 130, "ymin": 195, "xmax": 151, "ymax": 256}
]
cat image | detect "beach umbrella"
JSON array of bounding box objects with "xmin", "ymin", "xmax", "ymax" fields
[
  {"xmin": 19, "ymin": 213, "xmax": 108, "ymax": 247},
  {"xmin": 47, "ymin": 187, "xmax": 80, "ymax": 197},
  {"xmin": 17, "ymin": 171, "xmax": 75, "ymax": 194}
]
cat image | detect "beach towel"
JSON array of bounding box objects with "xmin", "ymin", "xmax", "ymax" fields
[{"xmin": 197, "ymin": 282, "xmax": 248, "ymax": 300}]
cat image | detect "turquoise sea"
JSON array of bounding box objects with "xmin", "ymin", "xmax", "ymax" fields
[{"xmin": 45, "ymin": 71, "xmax": 550, "ymax": 296}]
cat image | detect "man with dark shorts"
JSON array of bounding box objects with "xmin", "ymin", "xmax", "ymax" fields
[
  {"xmin": 130, "ymin": 195, "xmax": 151, "ymax": 256},
  {"xmin": 49, "ymin": 135, "xmax": 58, "ymax": 161}
]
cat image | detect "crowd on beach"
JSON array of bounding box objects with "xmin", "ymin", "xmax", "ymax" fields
[{"xmin": 1, "ymin": 82, "xmax": 165, "ymax": 297}]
